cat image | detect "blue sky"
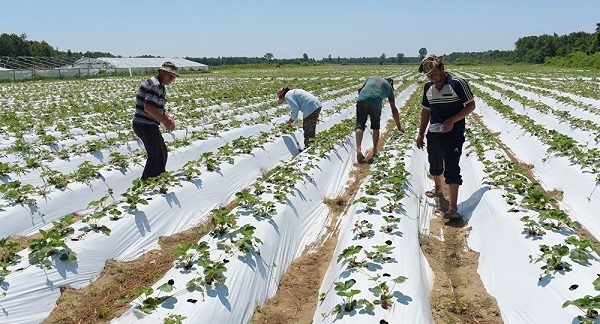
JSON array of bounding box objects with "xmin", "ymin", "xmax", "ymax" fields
[{"xmin": 1, "ymin": 0, "xmax": 598, "ymax": 58}]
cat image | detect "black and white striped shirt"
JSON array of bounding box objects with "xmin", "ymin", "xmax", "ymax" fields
[
  {"xmin": 421, "ymin": 73, "xmax": 474, "ymax": 133},
  {"xmin": 132, "ymin": 76, "xmax": 166, "ymax": 126}
]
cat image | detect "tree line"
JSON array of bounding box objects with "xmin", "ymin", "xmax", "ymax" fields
[
  {"xmin": 2, "ymin": 24, "xmax": 599, "ymax": 69},
  {"xmin": 445, "ymin": 23, "xmax": 600, "ymax": 67},
  {"xmin": 0, "ymin": 33, "xmax": 114, "ymax": 58},
  {"xmin": 185, "ymin": 53, "xmax": 421, "ymax": 66}
]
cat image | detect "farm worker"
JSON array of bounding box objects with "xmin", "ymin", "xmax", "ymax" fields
[
  {"xmin": 277, "ymin": 87, "xmax": 322, "ymax": 149},
  {"xmin": 355, "ymin": 77, "xmax": 403, "ymax": 163},
  {"xmin": 132, "ymin": 62, "xmax": 179, "ymax": 180},
  {"xmin": 415, "ymin": 55, "xmax": 475, "ymax": 220}
]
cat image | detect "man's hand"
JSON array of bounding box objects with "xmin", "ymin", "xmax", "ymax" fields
[
  {"xmin": 164, "ymin": 116, "xmax": 176, "ymax": 132},
  {"xmin": 443, "ymin": 119, "xmax": 455, "ymax": 133},
  {"xmin": 416, "ymin": 134, "xmax": 425, "ymax": 149}
]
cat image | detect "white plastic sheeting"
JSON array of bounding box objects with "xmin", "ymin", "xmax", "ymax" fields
[
  {"xmin": 460, "ymin": 142, "xmax": 600, "ymax": 323},
  {"xmin": 0, "ymin": 95, "xmax": 355, "ymax": 238},
  {"xmin": 113, "ymin": 86, "xmax": 418, "ymax": 324},
  {"xmin": 313, "ymin": 145, "xmax": 435, "ymax": 324},
  {"xmin": 471, "ymin": 82, "xmax": 600, "ymax": 149},
  {"xmin": 473, "ymin": 97, "xmax": 600, "ymax": 241},
  {"xmin": 0, "ymin": 98, "xmax": 360, "ymax": 324}
]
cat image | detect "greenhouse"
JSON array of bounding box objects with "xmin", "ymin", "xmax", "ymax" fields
[
  {"xmin": 68, "ymin": 57, "xmax": 208, "ymax": 72},
  {"xmin": 0, "ymin": 56, "xmax": 207, "ymax": 81}
]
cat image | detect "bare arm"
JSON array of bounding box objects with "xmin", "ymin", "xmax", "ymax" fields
[
  {"xmin": 389, "ymin": 100, "xmax": 403, "ymax": 132},
  {"xmin": 416, "ymin": 107, "xmax": 431, "ymax": 149},
  {"xmin": 357, "ymin": 82, "xmax": 365, "ymax": 94},
  {"xmin": 442, "ymin": 100, "xmax": 475, "ymax": 133}
]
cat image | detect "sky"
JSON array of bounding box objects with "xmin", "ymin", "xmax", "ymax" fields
[{"xmin": 1, "ymin": 0, "xmax": 598, "ymax": 59}]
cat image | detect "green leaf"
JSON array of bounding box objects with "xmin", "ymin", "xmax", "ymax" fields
[
  {"xmin": 157, "ymin": 283, "xmax": 174, "ymax": 293},
  {"xmin": 334, "ymin": 279, "xmax": 357, "ymax": 292},
  {"xmin": 392, "ymin": 275, "xmax": 408, "ymax": 284}
]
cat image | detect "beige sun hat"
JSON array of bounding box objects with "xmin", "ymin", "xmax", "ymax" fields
[{"xmin": 418, "ymin": 55, "xmax": 444, "ymax": 74}]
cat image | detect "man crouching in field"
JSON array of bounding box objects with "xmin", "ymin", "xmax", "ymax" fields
[
  {"xmin": 415, "ymin": 55, "xmax": 475, "ymax": 220},
  {"xmin": 132, "ymin": 62, "xmax": 179, "ymax": 180},
  {"xmin": 278, "ymin": 87, "xmax": 322, "ymax": 150}
]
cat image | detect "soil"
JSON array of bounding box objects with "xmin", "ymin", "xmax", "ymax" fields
[{"xmin": 420, "ymin": 185, "xmax": 503, "ymax": 324}]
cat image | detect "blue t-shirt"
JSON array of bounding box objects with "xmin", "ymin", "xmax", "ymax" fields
[
  {"xmin": 284, "ymin": 89, "xmax": 321, "ymax": 120},
  {"xmin": 357, "ymin": 77, "xmax": 395, "ymax": 110}
]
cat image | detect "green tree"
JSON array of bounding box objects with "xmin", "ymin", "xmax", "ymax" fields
[
  {"xmin": 378, "ymin": 53, "xmax": 386, "ymax": 65},
  {"xmin": 419, "ymin": 48, "xmax": 427, "ymax": 60},
  {"xmin": 396, "ymin": 53, "xmax": 404, "ymax": 64},
  {"xmin": 591, "ymin": 22, "xmax": 600, "ymax": 53},
  {"xmin": 302, "ymin": 53, "xmax": 309, "ymax": 61},
  {"xmin": 264, "ymin": 53, "xmax": 274, "ymax": 61}
]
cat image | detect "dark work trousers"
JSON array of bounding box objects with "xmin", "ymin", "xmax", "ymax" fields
[
  {"xmin": 302, "ymin": 107, "xmax": 321, "ymax": 147},
  {"xmin": 426, "ymin": 130, "xmax": 465, "ymax": 185},
  {"xmin": 133, "ymin": 122, "xmax": 168, "ymax": 180},
  {"xmin": 355, "ymin": 100, "xmax": 382, "ymax": 130}
]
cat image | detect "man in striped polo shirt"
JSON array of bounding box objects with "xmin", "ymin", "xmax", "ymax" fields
[
  {"xmin": 132, "ymin": 62, "xmax": 178, "ymax": 180},
  {"xmin": 416, "ymin": 55, "xmax": 475, "ymax": 220}
]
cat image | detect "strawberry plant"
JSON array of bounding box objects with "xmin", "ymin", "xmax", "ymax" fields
[
  {"xmin": 163, "ymin": 314, "xmax": 187, "ymax": 324},
  {"xmin": 325, "ymin": 279, "xmax": 374, "ymax": 319},
  {"xmin": 40, "ymin": 169, "xmax": 70, "ymax": 190},
  {"xmin": 0, "ymin": 180, "xmax": 39, "ymax": 206},
  {"xmin": 117, "ymin": 285, "xmax": 172, "ymax": 314},
  {"xmin": 254, "ymin": 201, "xmax": 276, "ymax": 219},
  {"xmin": 337, "ymin": 245, "xmax": 367, "ymax": 269},
  {"xmin": 563, "ymin": 294, "xmax": 600, "ymax": 323},
  {"xmin": 564, "ymin": 236, "xmax": 594, "ymax": 265},
  {"xmin": 108, "ymin": 151, "xmax": 130, "ymax": 170},
  {"xmin": 210, "ymin": 207, "xmax": 238, "ymax": 238},
  {"xmin": 380, "ymin": 215, "xmax": 401, "ymax": 234},
  {"xmin": 230, "ymin": 224, "xmax": 262, "ymax": 254},
  {"xmin": 352, "ymin": 220, "xmax": 374, "ymax": 239},
  {"xmin": 537, "ymin": 209, "xmax": 581, "ymax": 231},
  {"xmin": 201, "ymin": 152, "xmax": 220, "ymax": 172},
  {"xmin": 174, "ymin": 241, "xmax": 210, "ymax": 270},
  {"xmin": 381, "ymin": 196, "xmax": 400, "ymax": 213},
  {"xmin": 529, "ymin": 244, "xmax": 572, "ymax": 278},
  {"xmin": 121, "ymin": 192, "xmax": 148, "ymax": 210},
  {"xmin": 181, "ymin": 159, "xmax": 202, "ymax": 180},
  {"xmin": 28, "ymin": 219, "xmax": 77, "ymax": 269},
  {"xmin": 365, "ymin": 245, "xmax": 395, "ymax": 262},
  {"xmin": 353, "ymin": 197, "xmax": 377, "ymax": 214},
  {"xmin": 0, "ymin": 238, "xmax": 21, "ymax": 283},
  {"xmin": 71, "ymin": 161, "xmax": 104, "ymax": 184},
  {"xmin": 235, "ymin": 191, "xmax": 259, "ymax": 208},
  {"xmin": 364, "ymin": 181, "xmax": 381, "ymax": 195},
  {"xmin": 519, "ymin": 216, "xmax": 546, "ymax": 237}
]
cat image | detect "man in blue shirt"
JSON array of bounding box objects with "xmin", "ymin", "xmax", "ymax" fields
[
  {"xmin": 132, "ymin": 62, "xmax": 178, "ymax": 180},
  {"xmin": 355, "ymin": 77, "xmax": 403, "ymax": 163},
  {"xmin": 278, "ymin": 87, "xmax": 322, "ymax": 149},
  {"xmin": 416, "ymin": 55, "xmax": 475, "ymax": 220}
]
